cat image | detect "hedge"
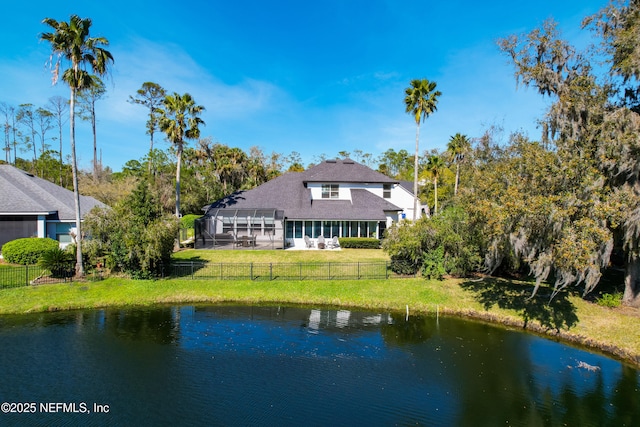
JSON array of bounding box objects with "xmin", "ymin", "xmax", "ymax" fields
[
  {"xmin": 1, "ymin": 237, "xmax": 60, "ymax": 265},
  {"xmin": 338, "ymin": 237, "xmax": 381, "ymax": 249}
]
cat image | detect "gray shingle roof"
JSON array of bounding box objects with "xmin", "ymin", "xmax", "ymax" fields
[
  {"xmin": 204, "ymin": 159, "xmax": 401, "ymax": 220},
  {"xmin": 302, "ymin": 158, "xmax": 398, "ymax": 183},
  {"xmin": 0, "ymin": 165, "xmax": 107, "ymax": 219}
]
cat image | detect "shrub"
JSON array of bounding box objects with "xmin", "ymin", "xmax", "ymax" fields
[
  {"xmin": 180, "ymin": 214, "xmax": 201, "ymax": 230},
  {"xmin": 84, "ymin": 189, "xmax": 180, "ymax": 279},
  {"xmin": 389, "ymin": 256, "xmax": 420, "ymax": 275},
  {"xmin": 38, "ymin": 248, "xmax": 74, "ymax": 278},
  {"xmin": 339, "ymin": 238, "xmax": 380, "ymax": 249},
  {"xmin": 382, "ymin": 206, "xmax": 481, "ymax": 278},
  {"xmin": 422, "ymin": 246, "xmax": 446, "ymax": 280},
  {"xmin": 595, "ymin": 292, "xmax": 623, "ymax": 308},
  {"xmin": 1, "ymin": 237, "xmax": 60, "ymax": 265}
]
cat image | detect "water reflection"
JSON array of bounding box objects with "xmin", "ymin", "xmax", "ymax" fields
[{"xmin": 0, "ymin": 305, "xmax": 637, "ymax": 426}]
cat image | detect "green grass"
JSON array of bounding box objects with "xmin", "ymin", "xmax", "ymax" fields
[
  {"xmin": 171, "ymin": 248, "xmax": 390, "ymax": 263},
  {"xmin": 0, "ymin": 249, "xmax": 638, "ymax": 366}
]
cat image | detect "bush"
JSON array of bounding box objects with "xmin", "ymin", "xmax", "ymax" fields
[
  {"xmin": 389, "ymin": 256, "xmax": 420, "ymax": 275},
  {"xmin": 382, "ymin": 206, "xmax": 481, "ymax": 279},
  {"xmin": 84, "ymin": 184, "xmax": 180, "ymax": 279},
  {"xmin": 339, "ymin": 238, "xmax": 380, "ymax": 249},
  {"xmin": 1, "ymin": 238, "xmax": 60, "ymax": 265},
  {"xmin": 180, "ymin": 214, "xmax": 201, "ymax": 230},
  {"xmin": 595, "ymin": 292, "xmax": 623, "ymax": 308},
  {"xmin": 38, "ymin": 248, "xmax": 74, "ymax": 278},
  {"xmin": 422, "ymin": 246, "xmax": 446, "ymax": 280}
]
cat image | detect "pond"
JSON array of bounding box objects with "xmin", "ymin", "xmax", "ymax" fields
[{"xmin": 0, "ymin": 305, "xmax": 638, "ymax": 426}]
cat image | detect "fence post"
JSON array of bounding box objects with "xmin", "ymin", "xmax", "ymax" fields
[
  {"xmin": 191, "ymin": 262, "xmax": 195, "ymax": 280},
  {"xmin": 358, "ymin": 262, "xmax": 360, "ymax": 279},
  {"xmin": 386, "ymin": 261, "xmax": 389, "ymax": 279},
  {"xmin": 250, "ymin": 262, "xmax": 254, "ymax": 280},
  {"xmin": 270, "ymin": 263, "xmax": 273, "ymax": 281},
  {"xmin": 299, "ymin": 262, "xmax": 302, "ymax": 280},
  {"xmin": 25, "ymin": 264, "xmax": 29, "ymax": 286},
  {"xmin": 328, "ymin": 262, "xmax": 331, "ymax": 279}
]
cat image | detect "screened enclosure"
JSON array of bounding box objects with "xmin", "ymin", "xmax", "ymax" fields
[{"xmin": 195, "ymin": 209, "xmax": 285, "ymax": 249}]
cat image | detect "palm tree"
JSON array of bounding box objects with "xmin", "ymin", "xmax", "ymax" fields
[
  {"xmin": 404, "ymin": 78, "xmax": 441, "ymax": 220},
  {"xmin": 157, "ymin": 92, "xmax": 205, "ymax": 217},
  {"xmin": 446, "ymin": 133, "xmax": 471, "ymax": 196},
  {"xmin": 41, "ymin": 15, "xmax": 113, "ymax": 277},
  {"xmin": 425, "ymin": 154, "xmax": 446, "ymax": 215}
]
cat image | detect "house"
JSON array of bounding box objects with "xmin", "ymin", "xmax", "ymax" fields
[
  {"xmin": 0, "ymin": 164, "xmax": 106, "ymax": 250},
  {"xmin": 196, "ymin": 158, "xmax": 425, "ymax": 249}
]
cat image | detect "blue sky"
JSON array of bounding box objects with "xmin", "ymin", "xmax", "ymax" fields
[{"xmin": 1, "ymin": 0, "xmax": 606, "ymax": 172}]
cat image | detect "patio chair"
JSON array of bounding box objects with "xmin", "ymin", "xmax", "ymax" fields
[
  {"xmin": 331, "ymin": 236, "xmax": 340, "ymax": 249},
  {"xmin": 317, "ymin": 235, "xmax": 325, "ymax": 249},
  {"xmin": 304, "ymin": 235, "xmax": 315, "ymax": 248}
]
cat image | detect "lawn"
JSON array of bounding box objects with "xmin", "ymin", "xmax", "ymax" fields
[
  {"xmin": 0, "ymin": 248, "xmax": 638, "ymax": 366},
  {"xmin": 171, "ymin": 248, "xmax": 390, "ymax": 263}
]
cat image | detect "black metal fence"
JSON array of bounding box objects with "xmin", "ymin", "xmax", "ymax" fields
[
  {"xmin": 168, "ymin": 261, "xmax": 395, "ymax": 280},
  {"xmin": 0, "ymin": 265, "xmax": 64, "ymax": 289},
  {"xmin": 0, "ymin": 260, "xmax": 415, "ymax": 289}
]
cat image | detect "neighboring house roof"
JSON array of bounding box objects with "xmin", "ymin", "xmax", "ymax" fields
[
  {"xmin": 204, "ymin": 158, "xmax": 402, "ymax": 221},
  {"xmin": 398, "ymin": 180, "xmax": 414, "ymax": 193},
  {"xmin": 0, "ymin": 164, "xmax": 106, "ymax": 220}
]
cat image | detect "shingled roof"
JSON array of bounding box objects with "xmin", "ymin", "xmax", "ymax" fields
[
  {"xmin": 204, "ymin": 159, "xmax": 401, "ymax": 220},
  {"xmin": 302, "ymin": 158, "xmax": 398, "ymax": 183},
  {"xmin": 0, "ymin": 164, "xmax": 106, "ymax": 220}
]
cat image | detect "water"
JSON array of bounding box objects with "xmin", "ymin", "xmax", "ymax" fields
[{"xmin": 0, "ymin": 305, "xmax": 638, "ymax": 426}]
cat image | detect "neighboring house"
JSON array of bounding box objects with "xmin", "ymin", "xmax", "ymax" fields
[
  {"xmin": 196, "ymin": 158, "xmax": 425, "ymax": 249},
  {"xmin": 0, "ymin": 164, "xmax": 106, "ymax": 250}
]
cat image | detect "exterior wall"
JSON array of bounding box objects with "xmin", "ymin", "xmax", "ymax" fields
[
  {"xmin": 392, "ymin": 185, "xmax": 423, "ymax": 221},
  {"xmin": 307, "ymin": 182, "xmax": 356, "ymax": 200}
]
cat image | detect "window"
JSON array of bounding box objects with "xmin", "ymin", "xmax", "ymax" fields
[
  {"xmin": 286, "ymin": 221, "xmax": 303, "ymax": 238},
  {"xmin": 321, "ymin": 184, "xmax": 339, "ymax": 199},
  {"xmin": 56, "ymin": 223, "xmax": 72, "ymax": 243},
  {"xmin": 383, "ymin": 184, "xmax": 392, "ymax": 198}
]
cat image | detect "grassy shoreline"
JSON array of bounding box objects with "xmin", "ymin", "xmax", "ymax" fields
[{"xmin": 1, "ymin": 274, "xmax": 638, "ymax": 367}]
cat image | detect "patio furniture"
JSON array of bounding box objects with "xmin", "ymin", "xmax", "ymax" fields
[
  {"xmin": 331, "ymin": 236, "xmax": 340, "ymax": 249},
  {"xmin": 304, "ymin": 235, "xmax": 315, "ymax": 248},
  {"xmin": 317, "ymin": 235, "xmax": 325, "ymax": 249}
]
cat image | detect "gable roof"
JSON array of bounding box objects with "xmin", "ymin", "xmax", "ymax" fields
[
  {"xmin": 0, "ymin": 164, "xmax": 107, "ymax": 220},
  {"xmin": 204, "ymin": 159, "xmax": 401, "ymax": 221}
]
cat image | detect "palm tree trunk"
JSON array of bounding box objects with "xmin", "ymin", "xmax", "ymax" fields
[
  {"xmin": 175, "ymin": 146, "xmax": 182, "ymax": 217},
  {"xmin": 624, "ymin": 254, "xmax": 640, "ymax": 307},
  {"xmin": 413, "ymin": 123, "xmax": 420, "ymax": 221},
  {"xmin": 69, "ymin": 87, "xmax": 84, "ymax": 277},
  {"xmin": 454, "ymin": 163, "xmax": 460, "ymax": 196},
  {"xmin": 58, "ymin": 117, "xmax": 63, "ymax": 187},
  {"xmin": 92, "ymin": 106, "xmax": 98, "ymax": 179},
  {"xmin": 433, "ymin": 176, "xmax": 438, "ymax": 215}
]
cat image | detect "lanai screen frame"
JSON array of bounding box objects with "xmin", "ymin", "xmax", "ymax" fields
[{"xmin": 195, "ymin": 208, "xmax": 284, "ymax": 249}]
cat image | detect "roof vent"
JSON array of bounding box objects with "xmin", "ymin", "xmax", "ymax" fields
[
  {"xmin": 343, "ymin": 159, "xmax": 354, "ymax": 164},
  {"xmin": 326, "ymin": 159, "xmax": 337, "ymax": 163}
]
